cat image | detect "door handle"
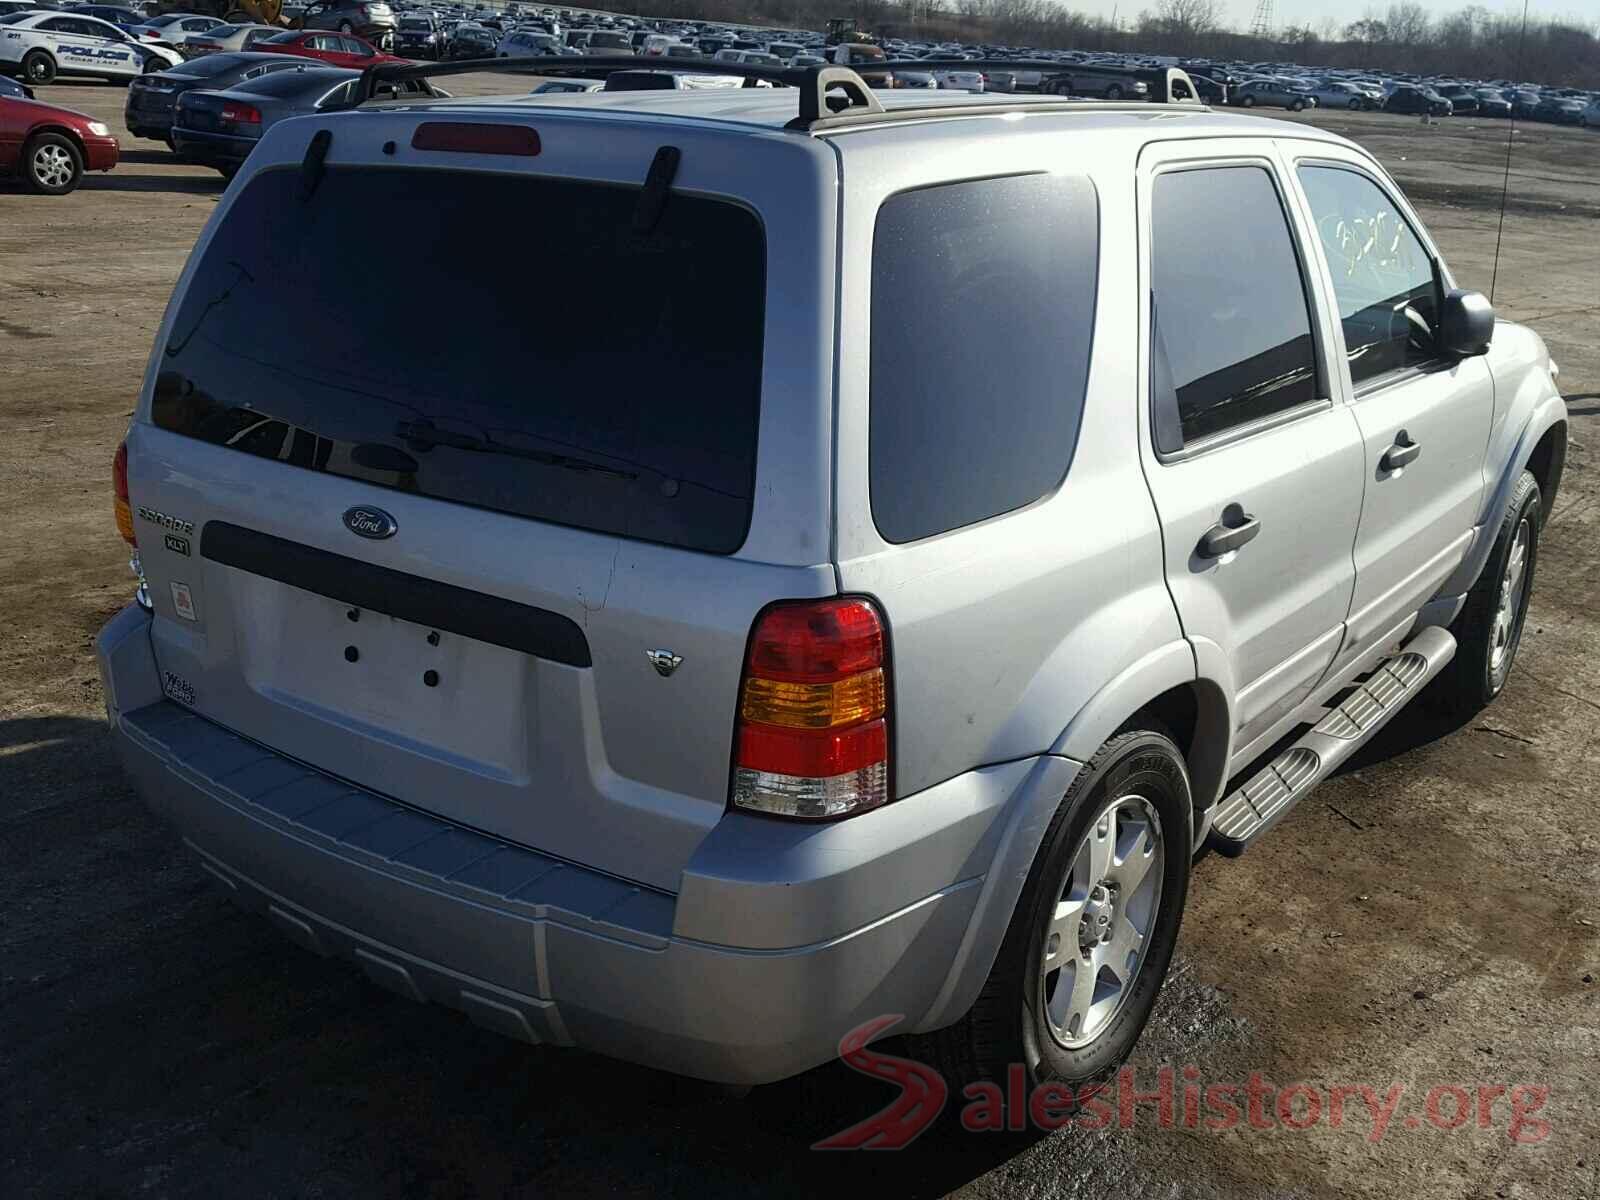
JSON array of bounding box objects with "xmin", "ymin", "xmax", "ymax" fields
[
  {"xmin": 1198, "ymin": 510, "xmax": 1261, "ymax": 559},
  {"xmin": 1381, "ymin": 433, "xmax": 1422, "ymax": 471}
]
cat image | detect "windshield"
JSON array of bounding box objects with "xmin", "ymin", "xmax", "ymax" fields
[{"xmin": 154, "ymin": 166, "xmax": 767, "ymax": 555}]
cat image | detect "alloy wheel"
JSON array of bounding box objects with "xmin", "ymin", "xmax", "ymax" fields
[
  {"xmin": 1490, "ymin": 518, "xmax": 1532, "ymax": 680},
  {"xmin": 31, "ymin": 143, "xmax": 74, "ymax": 191},
  {"xmin": 1038, "ymin": 794, "xmax": 1165, "ymax": 1049}
]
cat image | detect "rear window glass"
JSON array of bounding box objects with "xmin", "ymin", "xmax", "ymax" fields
[
  {"xmin": 869, "ymin": 174, "xmax": 1099, "ymax": 544},
  {"xmin": 154, "ymin": 167, "xmax": 767, "ymax": 555},
  {"xmin": 230, "ymin": 68, "xmax": 349, "ymax": 97},
  {"xmin": 170, "ymin": 52, "xmax": 257, "ymax": 78}
]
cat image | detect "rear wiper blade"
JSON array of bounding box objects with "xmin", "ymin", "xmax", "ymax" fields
[{"xmin": 396, "ymin": 420, "xmax": 638, "ymax": 481}]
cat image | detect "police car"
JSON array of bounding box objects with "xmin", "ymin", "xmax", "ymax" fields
[{"xmin": 1, "ymin": 11, "xmax": 183, "ymax": 85}]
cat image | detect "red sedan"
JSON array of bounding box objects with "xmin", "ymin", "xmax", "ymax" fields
[
  {"xmin": 256, "ymin": 30, "xmax": 407, "ymax": 70},
  {"xmin": 0, "ymin": 95, "xmax": 119, "ymax": 195}
]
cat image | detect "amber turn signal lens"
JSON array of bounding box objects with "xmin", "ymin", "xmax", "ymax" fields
[{"xmin": 741, "ymin": 668, "xmax": 885, "ymax": 730}]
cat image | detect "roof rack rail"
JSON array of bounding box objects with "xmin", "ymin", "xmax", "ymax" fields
[{"xmin": 339, "ymin": 56, "xmax": 1205, "ymax": 132}]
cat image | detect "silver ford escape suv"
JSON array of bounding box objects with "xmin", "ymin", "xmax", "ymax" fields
[{"xmin": 98, "ymin": 59, "xmax": 1568, "ymax": 1098}]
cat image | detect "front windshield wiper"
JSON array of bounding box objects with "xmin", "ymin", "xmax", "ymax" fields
[{"xmin": 396, "ymin": 420, "xmax": 638, "ymax": 481}]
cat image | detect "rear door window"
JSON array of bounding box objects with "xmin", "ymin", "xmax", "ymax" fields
[
  {"xmin": 1149, "ymin": 165, "xmax": 1319, "ymax": 449},
  {"xmin": 869, "ymin": 173, "xmax": 1099, "ymax": 544},
  {"xmin": 154, "ymin": 167, "xmax": 767, "ymax": 555}
]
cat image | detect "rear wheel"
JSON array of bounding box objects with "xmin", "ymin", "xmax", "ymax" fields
[
  {"xmin": 910, "ymin": 729, "xmax": 1191, "ymax": 1109},
  {"xmin": 1240, "ymin": 94, "xmax": 1255, "ymax": 107},
  {"xmin": 22, "ymin": 49, "xmax": 55, "ymax": 85},
  {"xmin": 1430, "ymin": 471, "xmax": 1541, "ymax": 716},
  {"xmin": 22, "ymin": 132, "xmax": 82, "ymax": 195},
  {"xmin": 1349, "ymin": 97, "xmax": 1362, "ymax": 110},
  {"xmin": 1290, "ymin": 99, "xmax": 1305, "ymax": 111}
]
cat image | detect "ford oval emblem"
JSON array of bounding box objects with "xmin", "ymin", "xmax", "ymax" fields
[{"xmin": 343, "ymin": 505, "xmax": 397, "ymax": 540}]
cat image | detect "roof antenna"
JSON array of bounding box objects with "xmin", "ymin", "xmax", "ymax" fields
[{"xmin": 1489, "ymin": 0, "xmax": 1531, "ymax": 305}]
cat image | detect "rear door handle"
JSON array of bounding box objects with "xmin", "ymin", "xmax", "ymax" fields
[
  {"xmin": 1381, "ymin": 433, "xmax": 1422, "ymax": 471},
  {"xmin": 1198, "ymin": 511, "xmax": 1261, "ymax": 559}
]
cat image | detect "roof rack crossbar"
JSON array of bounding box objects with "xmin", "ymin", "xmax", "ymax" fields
[
  {"xmin": 343, "ymin": 55, "xmax": 816, "ymax": 109},
  {"xmin": 786, "ymin": 66, "xmax": 884, "ymax": 129}
]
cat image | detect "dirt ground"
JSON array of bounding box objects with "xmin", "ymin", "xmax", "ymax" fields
[{"xmin": 2, "ymin": 88, "xmax": 1597, "ymax": 1199}]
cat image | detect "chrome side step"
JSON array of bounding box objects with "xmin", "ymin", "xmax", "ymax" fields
[{"xmin": 1207, "ymin": 626, "xmax": 1456, "ymax": 856}]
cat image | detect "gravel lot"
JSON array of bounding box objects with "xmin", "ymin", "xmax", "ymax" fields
[{"xmin": 2, "ymin": 85, "xmax": 1597, "ymax": 1199}]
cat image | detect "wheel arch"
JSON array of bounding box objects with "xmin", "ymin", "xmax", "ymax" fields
[
  {"xmin": 21, "ymin": 46, "xmax": 57, "ymax": 75},
  {"xmin": 1052, "ymin": 639, "xmax": 1234, "ymax": 828},
  {"xmin": 24, "ymin": 121, "xmax": 87, "ymax": 159},
  {"xmin": 915, "ymin": 674, "xmax": 1228, "ymax": 1036},
  {"xmin": 1526, "ymin": 420, "xmax": 1567, "ymax": 525}
]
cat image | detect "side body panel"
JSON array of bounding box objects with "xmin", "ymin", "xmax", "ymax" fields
[
  {"xmin": 1278, "ymin": 142, "xmax": 1494, "ymax": 666},
  {"xmin": 1134, "ymin": 136, "xmax": 1365, "ymax": 754},
  {"xmin": 831, "ymin": 124, "xmax": 1187, "ymax": 803}
]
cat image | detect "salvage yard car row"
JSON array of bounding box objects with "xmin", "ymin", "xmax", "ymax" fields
[{"xmin": 3, "ymin": 1, "xmax": 1598, "ymax": 195}]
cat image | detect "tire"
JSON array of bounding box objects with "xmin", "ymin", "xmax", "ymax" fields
[
  {"xmin": 909, "ymin": 729, "xmax": 1191, "ymax": 1107},
  {"xmin": 1240, "ymin": 94, "xmax": 1255, "ymax": 107},
  {"xmin": 142, "ymin": 56, "xmax": 162, "ymax": 74},
  {"xmin": 21, "ymin": 49, "xmax": 55, "ymax": 86},
  {"xmin": 1430, "ymin": 471, "xmax": 1541, "ymax": 716},
  {"xmin": 1349, "ymin": 97, "xmax": 1362, "ymax": 110},
  {"xmin": 1290, "ymin": 99, "xmax": 1305, "ymax": 111},
  {"xmin": 1104, "ymin": 84, "xmax": 1122, "ymax": 100},
  {"xmin": 22, "ymin": 132, "xmax": 82, "ymax": 195}
]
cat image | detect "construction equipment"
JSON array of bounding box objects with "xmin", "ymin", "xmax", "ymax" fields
[{"xmin": 150, "ymin": 0, "xmax": 286, "ymax": 26}]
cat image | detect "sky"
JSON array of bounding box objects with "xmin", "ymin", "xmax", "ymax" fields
[{"xmin": 1068, "ymin": 0, "xmax": 1600, "ymax": 33}]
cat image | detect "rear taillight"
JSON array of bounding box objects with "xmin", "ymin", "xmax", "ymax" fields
[
  {"xmin": 220, "ymin": 102, "xmax": 261, "ymax": 124},
  {"xmin": 732, "ymin": 598, "xmax": 890, "ymax": 820},
  {"xmin": 113, "ymin": 441, "xmax": 135, "ymax": 545}
]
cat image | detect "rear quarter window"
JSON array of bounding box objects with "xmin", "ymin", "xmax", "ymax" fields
[{"xmin": 869, "ymin": 173, "xmax": 1099, "ymax": 544}]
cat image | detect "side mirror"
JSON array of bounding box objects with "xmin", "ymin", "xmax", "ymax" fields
[{"xmin": 1438, "ymin": 287, "xmax": 1495, "ymax": 358}]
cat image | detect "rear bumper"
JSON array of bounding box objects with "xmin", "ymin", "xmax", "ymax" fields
[
  {"xmin": 171, "ymin": 127, "xmax": 254, "ymax": 167},
  {"xmin": 125, "ymin": 103, "xmax": 175, "ymax": 139},
  {"xmin": 97, "ymin": 604, "xmax": 1078, "ymax": 1084}
]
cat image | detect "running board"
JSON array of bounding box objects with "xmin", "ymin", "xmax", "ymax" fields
[{"xmin": 1207, "ymin": 626, "xmax": 1456, "ymax": 856}]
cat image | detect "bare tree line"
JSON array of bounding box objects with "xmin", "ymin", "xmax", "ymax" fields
[{"xmin": 617, "ymin": 0, "xmax": 1599, "ymax": 86}]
